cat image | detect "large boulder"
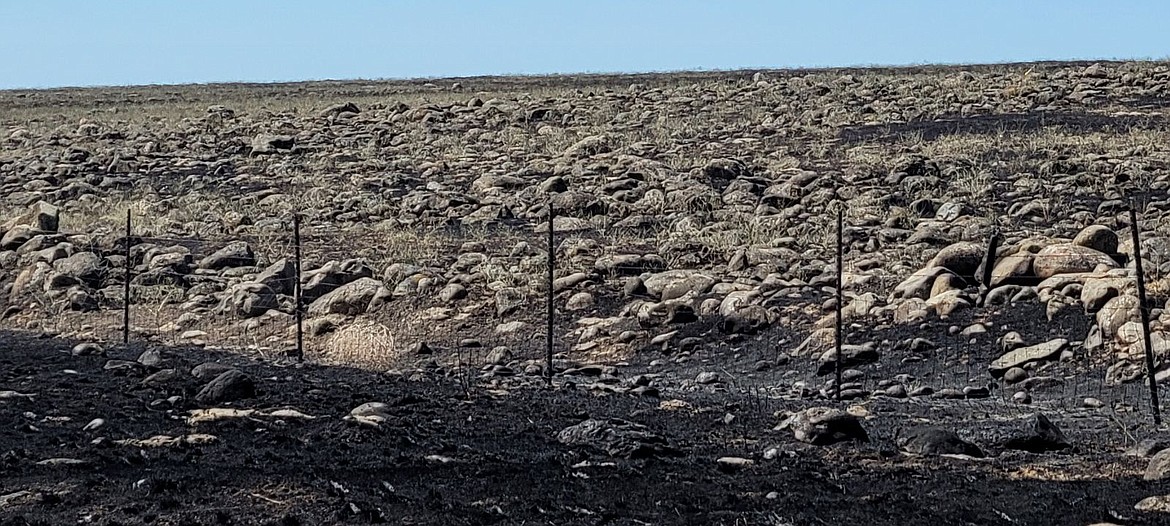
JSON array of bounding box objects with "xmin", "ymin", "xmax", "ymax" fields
[
  {"xmin": 255, "ymin": 258, "xmax": 297, "ymax": 296},
  {"xmin": 927, "ymin": 241, "xmax": 985, "ymax": 281},
  {"xmin": 217, "ymin": 282, "xmax": 278, "ymax": 318},
  {"xmin": 3, "ymin": 201, "xmax": 59, "ymax": 234},
  {"xmin": 52, "ymin": 252, "xmax": 105, "ymax": 288},
  {"xmin": 302, "ymin": 259, "xmax": 374, "ymax": 303},
  {"xmin": 306, "ymin": 277, "xmax": 390, "ymax": 316},
  {"xmin": 1073, "ymin": 225, "xmax": 1119, "ymax": 258},
  {"xmin": 1098, "ymin": 294, "xmax": 1141, "ymax": 341},
  {"xmin": 1032, "ymin": 244, "xmax": 1117, "ymax": 279}
]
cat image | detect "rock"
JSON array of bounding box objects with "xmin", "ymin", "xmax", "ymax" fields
[
  {"xmin": 251, "ymin": 133, "xmax": 295, "ymax": 154},
  {"xmin": 438, "ymin": 283, "xmax": 467, "ymax": 303},
  {"xmin": 52, "ymin": 252, "xmax": 105, "ymax": 287},
  {"xmin": 306, "ymin": 260, "xmax": 375, "ymax": 303},
  {"xmin": 217, "ymin": 282, "xmax": 278, "ymax": 318},
  {"xmin": 989, "ymin": 339, "xmax": 1068, "ymax": 377},
  {"xmin": 306, "ymin": 277, "xmax": 389, "ymax": 316},
  {"xmin": 1073, "ymin": 225, "xmax": 1119, "ymax": 257},
  {"xmin": 255, "ymin": 258, "xmax": 296, "ymax": 295},
  {"xmin": 71, "ymin": 343, "xmax": 103, "ymax": 356},
  {"xmin": 1002, "ymin": 413, "xmax": 1071, "ymax": 453},
  {"xmin": 1003, "ymin": 367, "xmax": 1029, "ymax": 384},
  {"xmin": 1081, "ymin": 275, "xmax": 1127, "ymax": 313},
  {"xmin": 194, "ymin": 369, "xmax": 255, "ymax": 404},
  {"xmin": 1098, "ymin": 294, "xmax": 1140, "ymax": 340},
  {"xmin": 695, "ymin": 371, "xmax": 720, "ymax": 385},
  {"xmin": 927, "ymin": 241, "xmax": 984, "ymax": 280},
  {"xmin": 990, "ymin": 253, "xmax": 1036, "ymax": 287},
  {"xmin": 345, "ymin": 402, "xmax": 392, "ymax": 427},
  {"xmin": 716, "ymin": 457, "xmax": 754, "ymax": 472},
  {"xmin": 896, "ymin": 426, "xmax": 984, "ymax": 457},
  {"xmin": 892, "ymin": 267, "xmax": 947, "ymax": 300},
  {"xmin": 782, "ymin": 407, "xmax": 868, "ymax": 446},
  {"xmin": 1032, "ymin": 244, "xmax": 1117, "ymax": 279},
  {"xmin": 556, "ymin": 418, "xmax": 678, "ymax": 459},
  {"xmin": 1145, "ymin": 449, "xmax": 1170, "ymax": 480},
  {"xmin": 565, "ymin": 292, "xmax": 594, "ymax": 311},
  {"xmin": 1134, "ymin": 494, "xmax": 1170, "ymax": 513},
  {"xmin": 4, "ymin": 201, "xmax": 59, "ymax": 233},
  {"xmin": 816, "ymin": 343, "xmax": 879, "ymax": 376},
  {"xmin": 198, "ymin": 241, "xmax": 256, "ymax": 270},
  {"xmin": 495, "ymin": 288, "xmax": 526, "ymax": 317},
  {"xmin": 191, "ymin": 362, "xmax": 234, "ymax": 380},
  {"xmin": 1128, "ymin": 439, "xmax": 1169, "ymax": 458}
]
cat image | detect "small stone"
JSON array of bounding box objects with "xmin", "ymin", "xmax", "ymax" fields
[
  {"xmin": 1013, "ymin": 391, "xmax": 1032, "ymax": 404},
  {"xmin": 1003, "ymin": 367, "xmax": 1029, "ymax": 384},
  {"xmin": 1083, "ymin": 397, "xmax": 1104, "ymax": 408},
  {"xmin": 716, "ymin": 457, "xmax": 754, "ymax": 471},
  {"xmin": 909, "ymin": 386, "xmax": 934, "ymax": 397},
  {"xmin": 71, "ymin": 343, "xmax": 103, "ymax": 356},
  {"xmin": 695, "ymin": 372, "xmax": 720, "ymax": 385}
]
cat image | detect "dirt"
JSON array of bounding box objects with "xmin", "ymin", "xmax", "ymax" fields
[{"xmin": 1, "ymin": 330, "xmax": 1167, "ymax": 526}]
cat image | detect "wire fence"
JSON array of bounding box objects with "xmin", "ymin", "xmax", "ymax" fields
[{"xmin": 3, "ymin": 197, "xmax": 1168, "ymax": 442}]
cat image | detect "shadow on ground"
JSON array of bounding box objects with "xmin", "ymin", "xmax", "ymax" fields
[{"xmin": 1, "ymin": 329, "xmax": 1167, "ymax": 526}]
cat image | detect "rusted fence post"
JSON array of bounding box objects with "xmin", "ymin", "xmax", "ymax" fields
[
  {"xmin": 835, "ymin": 207, "xmax": 844, "ymax": 402},
  {"xmin": 293, "ymin": 214, "xmax": 304, "ymax": 361},
  {"xmin": 122, "ymin": 209, "xmax": 131, "ymax": 345},
  {"xmin": 1130, "ymin": 205, "xmax": 1161, "ymax": 425},
  {"xmin": 546, "ymin": 203, "xmax": 556, "ymax": 386}
]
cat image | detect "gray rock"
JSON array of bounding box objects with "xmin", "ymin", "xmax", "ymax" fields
[
  {"xmin": 990, "ymin": 339, "xmax": 1068, "ymax": 377},
  {"xmin": 307, "ymin": 277, "xmax": 389, "ymax": 316},
  {"xmin": 53, "ymin": 252, "xmax": 105, "ymax": 287},
  {"xmin": 1002, "ymin": 413, "xmax": 1070, "ymax": 453},
  {"xmin": 255, "ymin": 258, "xmax": 296, "ymax": 296},
  {"xmin": 897, "ymin": 426, "xmax": 984, "ymax": 457},
  {"xmin": 191, "ymin": 362, "xmax": 234, "ymax": 381},
  {"xmin": 195, "ymin": 369, "xmax": 255, "ymax": 404},
  {"xmin": 556, "ymin": 418, "xmax": 678, "ymax": 459},
  {"xmin": 783, "ymin": 407, "xmax": 868, "ymax": 446},
  {"xmin": 1073, "ymin": 225, "xmax": 1119, "ymax": 257},
  {"xmin": 1145, "ymin": 449, "xmax": 1170, "ymax": 480},
  {"xmin": 198, "ymin": 241, "xmax": 256, "ymax": 270},
  {"xmin": 217, "ymin": 282, "xmax": 278, "ymax": 318},
  {"xmin": 1032, "ymin": 244, "xmax": 1116, "ymax": 279}
]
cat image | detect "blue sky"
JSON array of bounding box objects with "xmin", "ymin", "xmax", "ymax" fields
[{"xmin": 1, "ymin": 1, "xmax": 1167, "ymax": 89}]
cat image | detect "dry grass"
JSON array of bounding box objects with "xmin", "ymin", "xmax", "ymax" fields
[{"xmin": 314, "ymin": 319, "xmax": 400, "ymax": 370}]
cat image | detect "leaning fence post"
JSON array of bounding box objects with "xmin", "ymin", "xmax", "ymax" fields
[
  {"xmin": 122, "ymin": 209, "xmax": 131, "ymax": 346},
  {"xmin": 546, "ymin": 202, "xmax": 556, "ymax": 386},
  {"xmin": 1130, "ymin": 205, "xmax": 1162, "ymax": 425},
  {"xmin": 835, "ymin": 206, "xmax": 844, "ymax": 402},
  {"xmin": 293, "ymin": 214, "xmax": 304, "ymax": 361},
  {"xmin": 977, "ymin": 230, "xmax": 1001, "ymax": 307}
]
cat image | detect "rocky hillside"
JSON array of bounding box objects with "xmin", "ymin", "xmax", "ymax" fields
[{"xmin": 2, "ymin": 61, "xmax": 1170, "ymax": 401}]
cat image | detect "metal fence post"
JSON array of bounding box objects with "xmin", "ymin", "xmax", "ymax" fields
[
  {"xmin": 122, "ymin": 209, "xmax": 131, "ymax": 345},
  {"xmin": 294, "ymin": 214, "xmax": 304, "ymax": 361},
  {"xmin": 1130, "ymin": 205, "xmax": 1162, "ymax": 425},
  {"xmin": 546, "ymin": 202, "xmax": 556, "ymax": 386},
  {"xmin": 835, "ymin": 206, "xmax": 844, "ymax": 402}
]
